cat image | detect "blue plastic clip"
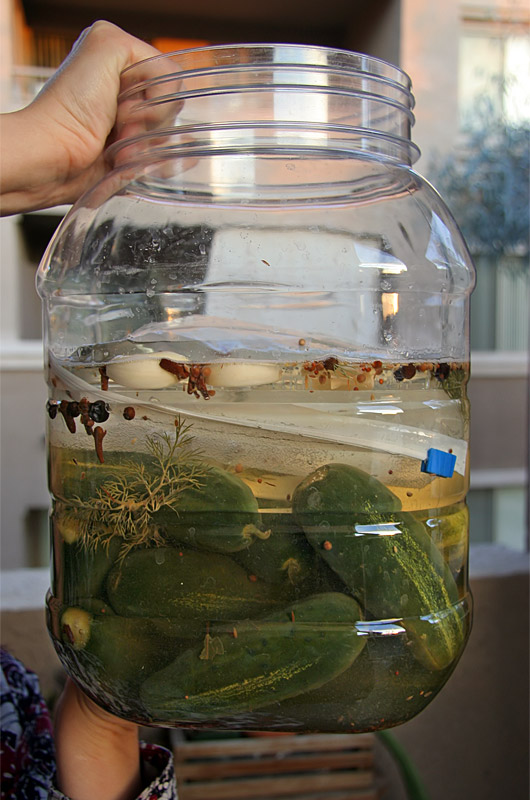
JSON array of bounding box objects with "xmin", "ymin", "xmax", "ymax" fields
[{"xmin": 421, "ymin": 448, "xmax": 456, "ymax": 478}]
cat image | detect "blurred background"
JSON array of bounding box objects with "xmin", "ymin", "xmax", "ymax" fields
[{"xmin": 0, "ymin": 1, "xmax": 528, "ymax": 798}]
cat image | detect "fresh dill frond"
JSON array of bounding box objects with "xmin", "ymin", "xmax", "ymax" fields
[{"xmin": 62, "ymin": 419, "xmax": 208, "ymax": 558}]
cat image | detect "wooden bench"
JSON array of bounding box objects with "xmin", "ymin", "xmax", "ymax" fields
[{"xmin": 173, "ymin": 732, "xmax": 379, "ymax": 799}]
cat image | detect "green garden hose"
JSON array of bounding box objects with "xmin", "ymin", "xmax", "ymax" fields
[{"xmin": 376, "ymin": 730, "xmax": 430, "ymax": 800}]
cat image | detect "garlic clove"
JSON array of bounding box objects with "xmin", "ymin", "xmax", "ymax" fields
[
  {"xmin": 106, "ymin": 351, "xmax": 188, "ymax": 389},
  {"xmin": 206, "ymin": 363, "xmax": 282, "ymax": 388},
  {"xmin": 61, "ymin": 608, "xmax": 91, "ymax": 649}
]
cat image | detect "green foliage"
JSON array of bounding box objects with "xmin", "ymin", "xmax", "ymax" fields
[
  {"xmin": 65, "ymin": 421, "xmax": 208, "ymax": 558},
  {"xmin": 429, "ymin": 97, "xmax": 529, "ymax": 259}
]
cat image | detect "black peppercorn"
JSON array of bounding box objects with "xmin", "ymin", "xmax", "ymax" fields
[
  {"xmin": 46, "ymin": 400, "xmax": 58, "ymax": 419},
  {"xmin": 434, "ymin": 363, "xmax": 450, "ymax": 381},
  {"xmin": 89, "ymin": 400, "xmax": 110, "ymax": 423}
]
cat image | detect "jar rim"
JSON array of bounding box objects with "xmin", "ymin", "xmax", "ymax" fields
[
  {"xmin": 114, "ymin": 43, "xmax": 418, "ymax": 168},
  {"xmin": 107, "ymin": 121, "xmax": 421, "ymax": 168},
  {"xmin": 120, "ymin": 42, "xmax": 412, "ymax": 92}
]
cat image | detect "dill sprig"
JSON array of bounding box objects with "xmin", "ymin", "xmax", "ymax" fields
[{"xmin": 65, "ymin": 419, "xmax": 208, "ymax": 558}]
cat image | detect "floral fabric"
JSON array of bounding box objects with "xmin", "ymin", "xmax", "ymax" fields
[{"xmin": 0, "ymin": 649, "xmax": 177, "ymax": 800}]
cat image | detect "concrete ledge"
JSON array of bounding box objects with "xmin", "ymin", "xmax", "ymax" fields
[
  {"xmin": 469, "ymin": 543, "xmax": 529, "ymax": 577},
  {"xmin": 1, "ymin": 567, "xmax": 50, "ymax": 610}
]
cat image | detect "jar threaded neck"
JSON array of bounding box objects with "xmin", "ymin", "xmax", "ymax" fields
[{"xmin": 110, "ymin": 43, "xmax": 419, "ymax": 168}]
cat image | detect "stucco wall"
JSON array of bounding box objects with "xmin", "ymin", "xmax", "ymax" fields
[{"xmin": 400, "ymin": 0, "xmax": 461, "ymax": 170}]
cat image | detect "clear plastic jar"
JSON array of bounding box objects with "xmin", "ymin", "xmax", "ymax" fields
[{"xmin": 37, "ymin": 44, "xmax": 474, "ymax": 732}]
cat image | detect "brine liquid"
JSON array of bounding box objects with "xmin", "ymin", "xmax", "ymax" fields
[{"xmin": 46, "ymin": 350, "xmax": 472, "ymax": 732}]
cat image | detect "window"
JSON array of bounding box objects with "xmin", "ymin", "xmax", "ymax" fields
[
  {"xmin": 457, "ymin": 16, "xmax": 529, "ymax": 551},
  {"xmin": 459, "ymin": 29, "xmax": 530, "ymax": 127}
]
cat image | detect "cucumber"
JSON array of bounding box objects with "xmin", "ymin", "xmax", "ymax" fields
[
  {"xmin": 153, "ymin": 465, "xmax": 267, "ymax": 553},
  {"xmin": 140, "ymin": 592, "xmax": 366, "ymax": 722},
  {"xmin": 292, "ymin": 463, "xmax": 466, "ymax": 670},
  {"xmin": 71, "ymin": 598, "xmax": 115, "ymax": 615},
  {"xmin": 413, "ymin": 502, "xmax": 469, "ymax": 575},
  {"xmin": 292, "ymin": 463, "xmax": 401, "ymax": 522},
  {"xmin": 49, "ymin": 446, "xmax": 142, "ymax": 503},
  {"xmin": 51, "ymin": 504, "xmax": 122, "ymax": 605},
  {"xmin": 59, "ymin": 606, "xmax": 193, "ymax": 690},
  {"xmin": 106, "ymin": 546, "xmax": 282, "ymax": 620},
  {"xmin": 275, "ymin": 620, "xmax": 468, "ymax": 732},
  {"xmin": 231, "ymin": 512, "xmax": 316, "ymax": 589}
]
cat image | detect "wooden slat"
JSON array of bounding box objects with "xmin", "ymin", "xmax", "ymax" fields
[
  {"xmin": 179, "ymin": 788, "xmax": 379, "ymax": 800},
  {"xmin": 174, "ymin": 732, "xmax": 379, "ymax": 800},
  {"xmin": 177, "ymin": 750, "xmax": 374, "ymax": 780},
  {"xmin": 246, "ymin": 793, "xmax": 379, "ymax": 800},
  {"xmin": 178, "ymin": 769, "xmax": 375, "ymax": 799},
  {"xmin": 175, "ymin": 733, "xmax": 375, "ymax": 759}
]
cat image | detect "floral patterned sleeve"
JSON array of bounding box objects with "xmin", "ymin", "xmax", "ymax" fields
[
  {"xmin": 0, "ymin": 649, "xmax": 177, "ymax": 800},
  {"xmin": 1, "ymin": 648, "xmax": 55, "ymax": 799}
]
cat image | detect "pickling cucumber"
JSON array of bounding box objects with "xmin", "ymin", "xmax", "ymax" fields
[
  {"xmin": 49, "ymin": 446, "xmax": 141, "ymax": 503},
  {"xmin": 274, "ymin": 617, "xmax": 469, "ymax": 732},
  {"xmin": 106, "ymin": 546, "xmax": 282, "ymax": 620},
  {"xmin": 153, "ymin": 465, "xmax": 267, "ymax": 553},
  {"xmin": 59, "ymin": 606, "xmax": 192, "ymax": 689},
  {"xmin": 292, "ymin": 463, "xmax": 466, "ymax": 670},
  {"xmin": 140, "ymin": 592, "xmax": 366, "ymax": 721},
  {"xmin": 51, "ymin": 504, "xmax": 122, "ymax": 605},
  {"xmin": 292, "ymin": 463, "xmax": 401, "ymax": 522},
  {"xmin": 414, "ymin": 502, "xmax": 469, "ymax": 576}
]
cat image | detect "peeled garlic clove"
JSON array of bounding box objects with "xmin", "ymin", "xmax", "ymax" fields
[
  {"xmin": 206, "ymin": 363, "xmax": 282, "ymax": 388},
  {"xmin": 106, "ymin": 351, "xmax": 188, "ymax": 389},
  {"xmin": 61, "ymin": 607, "xmax": 92, "ymax": 649},
  {"xmin": 329, "ymin": 374, "xmax": 351, "ymax": 390},
  {"xmin": 328, "ymin": 371, "xmax": 375, "ymax": 390}
]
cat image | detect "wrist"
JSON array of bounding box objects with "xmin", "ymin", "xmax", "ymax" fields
[
  {"xmin": 54, "ymin": 679, "xmax": 142, "ymax": 800},
  {"xmin": 0, "ymin": 108, "xmax": 59, "ymax": 214}
]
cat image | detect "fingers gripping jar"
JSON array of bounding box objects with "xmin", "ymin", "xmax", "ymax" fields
[{"xmin": 37, "ymin": 44, "xmax": 475, "ymax": 732}]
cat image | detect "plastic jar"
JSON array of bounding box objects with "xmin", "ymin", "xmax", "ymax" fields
[{"xmin": 37, "ymin": 43, "xmax": 474, "ymax": 732}]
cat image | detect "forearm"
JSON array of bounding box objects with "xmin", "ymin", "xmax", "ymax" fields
[
  {"xmin": 53, "ymin": 679, "xmax": 143, "ymax": 800},
  {"xmin": 0, "ymin": 105, "xmax": 103, "ymax": 215}
]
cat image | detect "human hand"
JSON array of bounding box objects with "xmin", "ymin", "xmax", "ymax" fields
[
  {"xmin": 53, "ymin": 677, "xmax": 143, "ymax": 800},
  {"xmin": 0, "ymin": 21, "xmax": 161, "ymax": 215}
]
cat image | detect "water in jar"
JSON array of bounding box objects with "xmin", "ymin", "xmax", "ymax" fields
[{"xmin": 46, "ymin": 324, "xmax": 471, "ymax": 732}]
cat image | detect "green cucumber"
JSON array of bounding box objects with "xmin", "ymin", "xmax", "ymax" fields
[
  {"xmin": 59, "ymin": 606, "xmax": 192, "ymax": 689},
  {"xmin": 275, "ymin": 619, "xmax": 469, "ymax": 732},
  {"xmin": 140, "ymin": 592, "xmax": 365, "ymax": 721},
  {"xmin": 292, "ymin": 463, "xmax": 466, "ymax": 670},
  {"xmin": 49, "ymin": 446, "xmax": 142, "ymax": 503},
  {"xmin": 413, "ymin": 503, "xmax": 469, "ymax": 575},
  {"xmin": 106, "ymin": 546, "xmax": 282, "ymax": 620},
  {"xmin": 71, "ymin": 598, "xmax": 115, "ymax": 615},
  {"xmin": 51, "ymin": 504, "xmax": 122, "ymax": 605},
  {"xmin": 231, "ymin": 512, "xmax": 316, "ymax": 589},
  {"xmin": 292, "ymin": 463, "xmax": 401, "ymax": 522},
  {"xmin": 50, "ymin": 447, "xmax": 266, "ymax": 555},
  {"xmin": 153, "ymin": 465, "xmax": 267, "ymax": 553}
]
